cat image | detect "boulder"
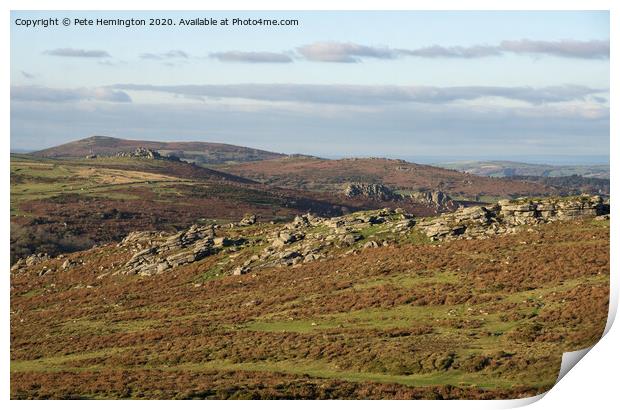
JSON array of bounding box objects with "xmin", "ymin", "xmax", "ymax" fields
[
  {"xmin": 239, "ymin": 214, "xmax": 257, "ymax": 226},
  {"xmin": 363, "ymin": 241, "xmax": 379, "ymax": 249},
  {"xmin": 232, "ymin": 266, "xmax": 249, "ymax": 276},
  {"xmin": 342, "ymin": 233, "xmax": 363, "ymax": 246},
  {"xmin": 213, "ymin": 237, "xmax": 234, "ymax": 247}
]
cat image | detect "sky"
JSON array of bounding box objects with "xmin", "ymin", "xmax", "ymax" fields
[{"xmin": 10, "ymin": 11, "xmax": 610, "ymax": 164}]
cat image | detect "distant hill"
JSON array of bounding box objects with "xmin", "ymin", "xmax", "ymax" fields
[
  {"xmin": 505, "ymin": 175, "xmax": 609, "ymax": 196},
  {"xmin": 217, "ymin": 156, "xmax": 557, "ymax": 200},
  {"xmin": 31, "ymin": 136, "xmax": 286, "ymax": 164},
  {"xmin": 435, "ymin": 160, "xmax": 610, "ymax": 179}
]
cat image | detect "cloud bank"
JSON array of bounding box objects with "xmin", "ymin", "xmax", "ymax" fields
[
  {"xmin": 210, "ymin": 51, "xmax": 293, "ymax": 63},
  {"xmin": 44, "ymin": 48, "xmax": 111, "ymax": 58},
  {"xmin": 297, "ymin": 42, "xmax": 396, "ymax": 62},
  {"xmin": 11, "ymin": 85, "xmax": 132, "ymax": 103},
  {"xmin": 291, "ymin": 39, "xmax": 609, "ymax": 63},
  {"xmin": 112, "ymin": 83, "xmax": 604, "ymax": 106},
  {"xmin": 42, "ymin": 39, "xmax": 609, "ymax": 65},
  {"xmin": 399, "ymin": 45, "xmax": 502, "ymax": 59},
  {"xmin": 140, "ymin": 50, "xmax": 189, "ymax": 60},
  {"xmin": 499, "ymin": 39, "xmax": 610, "ymax": 59},
  {"xmin": 10, "ymin": 99, "xmax": 609, "ymax": 157}
]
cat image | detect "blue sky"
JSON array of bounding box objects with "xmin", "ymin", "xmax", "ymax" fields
[{"xmin": 10, "ymin": 11, "xmax": 610, "ymax": 163}]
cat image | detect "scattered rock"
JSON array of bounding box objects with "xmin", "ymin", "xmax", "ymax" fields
[
  {"xmin": 11, "ymin": 253, "xmax": 51, "ymax": 273},
  {"xmin": 53, "ymin": 195, "xmax": 608, "ymax": 280}
]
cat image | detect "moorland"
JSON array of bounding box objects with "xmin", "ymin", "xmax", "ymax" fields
[{"xmin": 10, "ymin": 136, "xmax": 610, "ymax": 399}]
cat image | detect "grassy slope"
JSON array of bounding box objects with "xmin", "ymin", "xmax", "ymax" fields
[
  {"xmin": 10, "ymin": 218, "xmax": 609, "ymax": 399},
  {"xmin": 10, "ymin": 154, "xmax": 359, "ymax": 220},
  {"xmin": 11, "ymin": 155, "xmax": 361, "ymax": 263}
]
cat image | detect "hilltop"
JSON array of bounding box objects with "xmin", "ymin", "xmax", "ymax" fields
[
  {"xmin": 504, "ymin": 175, "xmax": 609, "ymax": 196},
  {"xmin": 31, "ymin": 136, "xmax": 286, "ymax": 164}
]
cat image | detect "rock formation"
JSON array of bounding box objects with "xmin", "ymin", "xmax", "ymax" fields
[
  {"xmin": 409, "ymin": 190, "xmax": 457, "ymax": 211},
  {"xmin": 343, "ymin": 183, "xmax": 457, "ymax": 212},
  {"xmin": 418, "ymin": 195, "xmax": 609, "ymax": 241},
  {"xmin": 115, "ymin": 147, "xmax": 162, "ymax": 159},
  {"xmin": 343, "ymin": 183, "xmax": 400, "ymax": 201},
  {"xmin": 115, "ymin": 224, "xmax": 219, "ymax": 276},
  {"xmin": 11, "ymin": 195, "xmax": 609, "ymax": 279},
  {"xmin": 239, "ymin": 214, "xmax": 257, "ymax": 226}
]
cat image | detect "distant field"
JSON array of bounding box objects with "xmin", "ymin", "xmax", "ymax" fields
[
  {"xmin": 436, "ymin": 160, "xmax": 610, "ymax": 179},
  {"xmin": 11, "ymin": 156, "xmax": 180, "ymax": 214}
]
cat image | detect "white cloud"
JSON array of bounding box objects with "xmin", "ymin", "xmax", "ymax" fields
[
  {"xmin": 112, "ymin": 83, "xmax": 605, "ymax": 106},
  {"xmin": 297, "ymin": 42, "xmax": 396, "ymax": 63}
]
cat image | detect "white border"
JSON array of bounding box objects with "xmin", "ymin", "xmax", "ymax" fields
[{"xmin": 2, "ymin": 1, "xmax": 617, "ymax": 408}]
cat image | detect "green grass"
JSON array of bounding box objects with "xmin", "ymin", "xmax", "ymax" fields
[
  {"xmin": 404, "ymin": 228, "xmax": 433, "ymax": 245},
  {"xmin": 11, "ymin": 346, "xmax": 532, "ymax": 390},
  {"xmin": 245, "ymin": 304, "xmax": 458, "ymax": 333},
  {"xmin": 11, "ymin": 352, "xmax": 536, "ymax": 390},
  {"xmin": 171, "ymin": 359, "xmax": 527, "ymax": 390},
  {"xmin": 198, "ymin": 257, "xmax": 230, "ymax": 282},
  {"xmin": 10, "ymin": 155, "xmax": 197, "ymax": 215},
  {"xmin": 58, "ymin": 317, "xmax": 161, "ymax": 336},
  {"xmin": 590, "ymin": 218, "xmax": 610, "ymax": 228},
  {"xmin": 10, "ymin": 348, "xmax": 129, "ymax": 373}
]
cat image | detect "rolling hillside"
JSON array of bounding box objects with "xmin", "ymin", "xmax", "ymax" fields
[
  {"xmin": 10, "ymin": 155, "xmax": 338, "ymax": 262},
  {"xmin": 217, "ymin": 157, "xmax": 557, "ymax": 201},
  {"xmin": 10, "ymin": 154, "xmax": 439, "ymax": 262},
  {"xmin": 31, "ymin": 136, "xmax": 286, "ymax": 164}
]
